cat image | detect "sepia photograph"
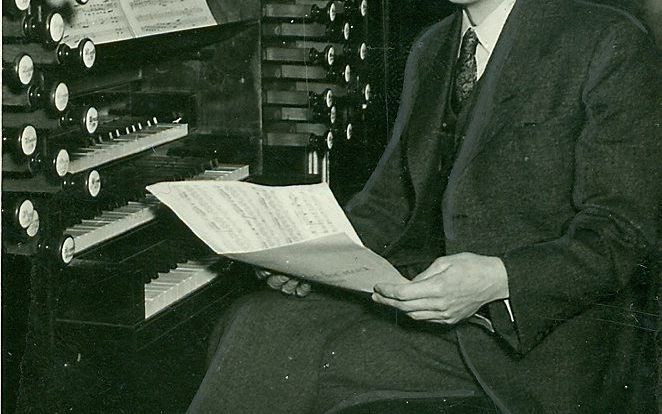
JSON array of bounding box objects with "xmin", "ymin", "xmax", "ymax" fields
[{"xmin": 1, "ymin": 0, "xmax": 661, "ymax": 412}]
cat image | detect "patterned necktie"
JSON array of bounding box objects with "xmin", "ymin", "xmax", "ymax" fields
[{"xmin": 453, "ymin": 28, "xmax": 479, "ymax": 112}]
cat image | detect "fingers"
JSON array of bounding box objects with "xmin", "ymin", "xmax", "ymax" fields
[
  {"xmin": 255, "ymin": 268, "xmax": 272, "ymax": 280},
  {"xmin": 372, "ymin": 294, "xmax": 458, "ymax": 324},
  {"xmin": 371, "ymin": 293, "xmax": 444, "ymax": 313},
  {"xmin": 412, "ymin": 261, "xmax": 451, "ymax": 281},
  {"xmin": 265, "ymin": 274, "xmax": 311, "ymax": 297},
  {"xmin": 407, "ymin": 311, "xmax": 448, "ymax": 323},
  {"xmin": 266, "ymin": 274, "xmax": 290, "ymax": 290},
  {"xmin": 295, "ymin": 282, "xmax": 312, "ymax": 297},
  {"xmin": 374, "ymin": 278, "xmax": 439, "ymax": 301},
  {"xmin": 281, "ymin": 278, "xmax": 299, "ymax": 295}
]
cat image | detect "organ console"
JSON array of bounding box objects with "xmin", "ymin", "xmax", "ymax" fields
[{"xmin": 2, "ymin": 0, "xmax": 416, "ymax": 411}]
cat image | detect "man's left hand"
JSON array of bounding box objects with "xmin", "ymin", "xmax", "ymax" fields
[{"xmin": 372, "ymin": 253, "xmax": 509, "ymax": 325}]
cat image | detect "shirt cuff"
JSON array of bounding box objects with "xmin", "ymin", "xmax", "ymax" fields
[{"xmin": 504, "ymin": 299, "xmax": 515, "ymax": 322}]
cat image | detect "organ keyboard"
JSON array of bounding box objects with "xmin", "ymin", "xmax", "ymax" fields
[
  {"xmin": 67, "ymin": 121, "xmax": 188, "ymax": 173},
  {"xmin": 144, "ymin": 256, "xmax": 220, "ymax": 319},
  {"xmin": 68, "ymin": 164, "xmax": 249, "ymax": 255}
]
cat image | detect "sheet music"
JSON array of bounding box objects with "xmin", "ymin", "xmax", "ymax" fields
[
  {"xmin": 227, "ymin": 234, "xmax": 409, "ymax": 293},
  {"xmin": 63, "ymin": 0, "xmax": 135, "ymax": 46},
  {"xmin": 63, "ymin": 0, "xmax": 217, "ymax": 47},
  {"xmin": 147, "ymin": 181, "xmax": 363, "ymax": 253},
  {"xmin": 122, "ymin": 0, "xmax": 217, "ymax": 37},
  {"xmin": 147, "ymin": 181, "xmax": 409, "ymax": 292}
]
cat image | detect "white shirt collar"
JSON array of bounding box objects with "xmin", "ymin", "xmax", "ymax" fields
[{"xmin": 462, "ymin": 0, "xmax": 516, "ymax": 54}]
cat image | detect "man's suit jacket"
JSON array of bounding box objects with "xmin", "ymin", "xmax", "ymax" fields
[{"xmin": 345, "ymin": 0, "xmax": 661, "ymax": 412}]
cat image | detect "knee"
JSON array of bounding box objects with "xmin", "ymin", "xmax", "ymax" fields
[
  {"xmin": 206, "ymin": 289, "xmax": 316, "ymax": 362},
  {"xmin": 318, "ymin": 322, "xmax": 373, "ymax": 382},
  {"xmin": 205, "ymin": 290, "xmax": 280, "ymax": 363}
]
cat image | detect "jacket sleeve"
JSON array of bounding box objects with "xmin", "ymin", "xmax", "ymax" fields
[
  {"xmin": 492, "ymin": 21, "xmax": 662, "ymax": 354},
  {"xmin": 344, "ymin": 25, "xmax": 440, "ymax": 255}
]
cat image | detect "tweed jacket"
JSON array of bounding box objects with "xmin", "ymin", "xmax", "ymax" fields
[{"xmin": 345, "ymin": 0, "xmax": 661, "ymax": 412}]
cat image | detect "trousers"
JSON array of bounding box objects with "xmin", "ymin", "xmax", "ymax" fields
[{"xmin": 186, "ymin": 288, "xmax": 484, "ymax": 414}]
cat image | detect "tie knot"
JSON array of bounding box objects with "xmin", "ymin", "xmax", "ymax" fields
[{"xmin": 461, "ymin": 28, "xmax": 479, "ymax": 55}]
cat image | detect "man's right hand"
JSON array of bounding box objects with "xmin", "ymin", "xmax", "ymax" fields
[{"xmin": 255, "ymin": 268, "xmax": 312, "ymax": 297}]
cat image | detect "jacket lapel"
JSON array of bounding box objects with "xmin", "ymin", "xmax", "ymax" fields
[{"xmin": 405, "ymin": 12, "xmax": 462, "ymax": 198}]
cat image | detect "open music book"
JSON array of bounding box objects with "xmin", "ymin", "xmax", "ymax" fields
[
  {"xmin": 63, "ymin": 0, "xmax": 219, "ymax": 47},
  {"xmin": 146, "ymin": 181, "xmax": 410, "ymax": 293}
]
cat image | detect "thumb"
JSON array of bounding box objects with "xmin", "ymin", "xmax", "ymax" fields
[{"xmin": 412, "ymin": 261, "xmax": 451, "ymax": 282}]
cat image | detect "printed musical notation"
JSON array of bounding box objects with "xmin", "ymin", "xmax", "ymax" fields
[
  {"xmin": 147, "ymin": 181, "xmax": 410, "ymax": 293},
  {"xmin": 63, "ymin": 0, "xmax": 218, "ymax": 46}
]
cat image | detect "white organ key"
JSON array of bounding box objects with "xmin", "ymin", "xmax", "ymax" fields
[
  {"xmin": 143, "ymin": 257, "xmax": 220, "ymax": 319},
  {"xmin": 69, "ymin": 201, "xmax": 159, "ymax": 254},
  {"xmin": 67, "ymin": 123, "xmax": 188, "ymax": 174}
]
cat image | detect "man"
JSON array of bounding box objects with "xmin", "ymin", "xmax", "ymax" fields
[{"xmin": 188, "ymin": 0, "xmax": 661, "ymax": 412}]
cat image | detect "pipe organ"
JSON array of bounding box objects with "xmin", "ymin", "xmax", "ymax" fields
[{"xmin": 2, "ymin": 0, "xmax": 451, "ymax": 412}]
